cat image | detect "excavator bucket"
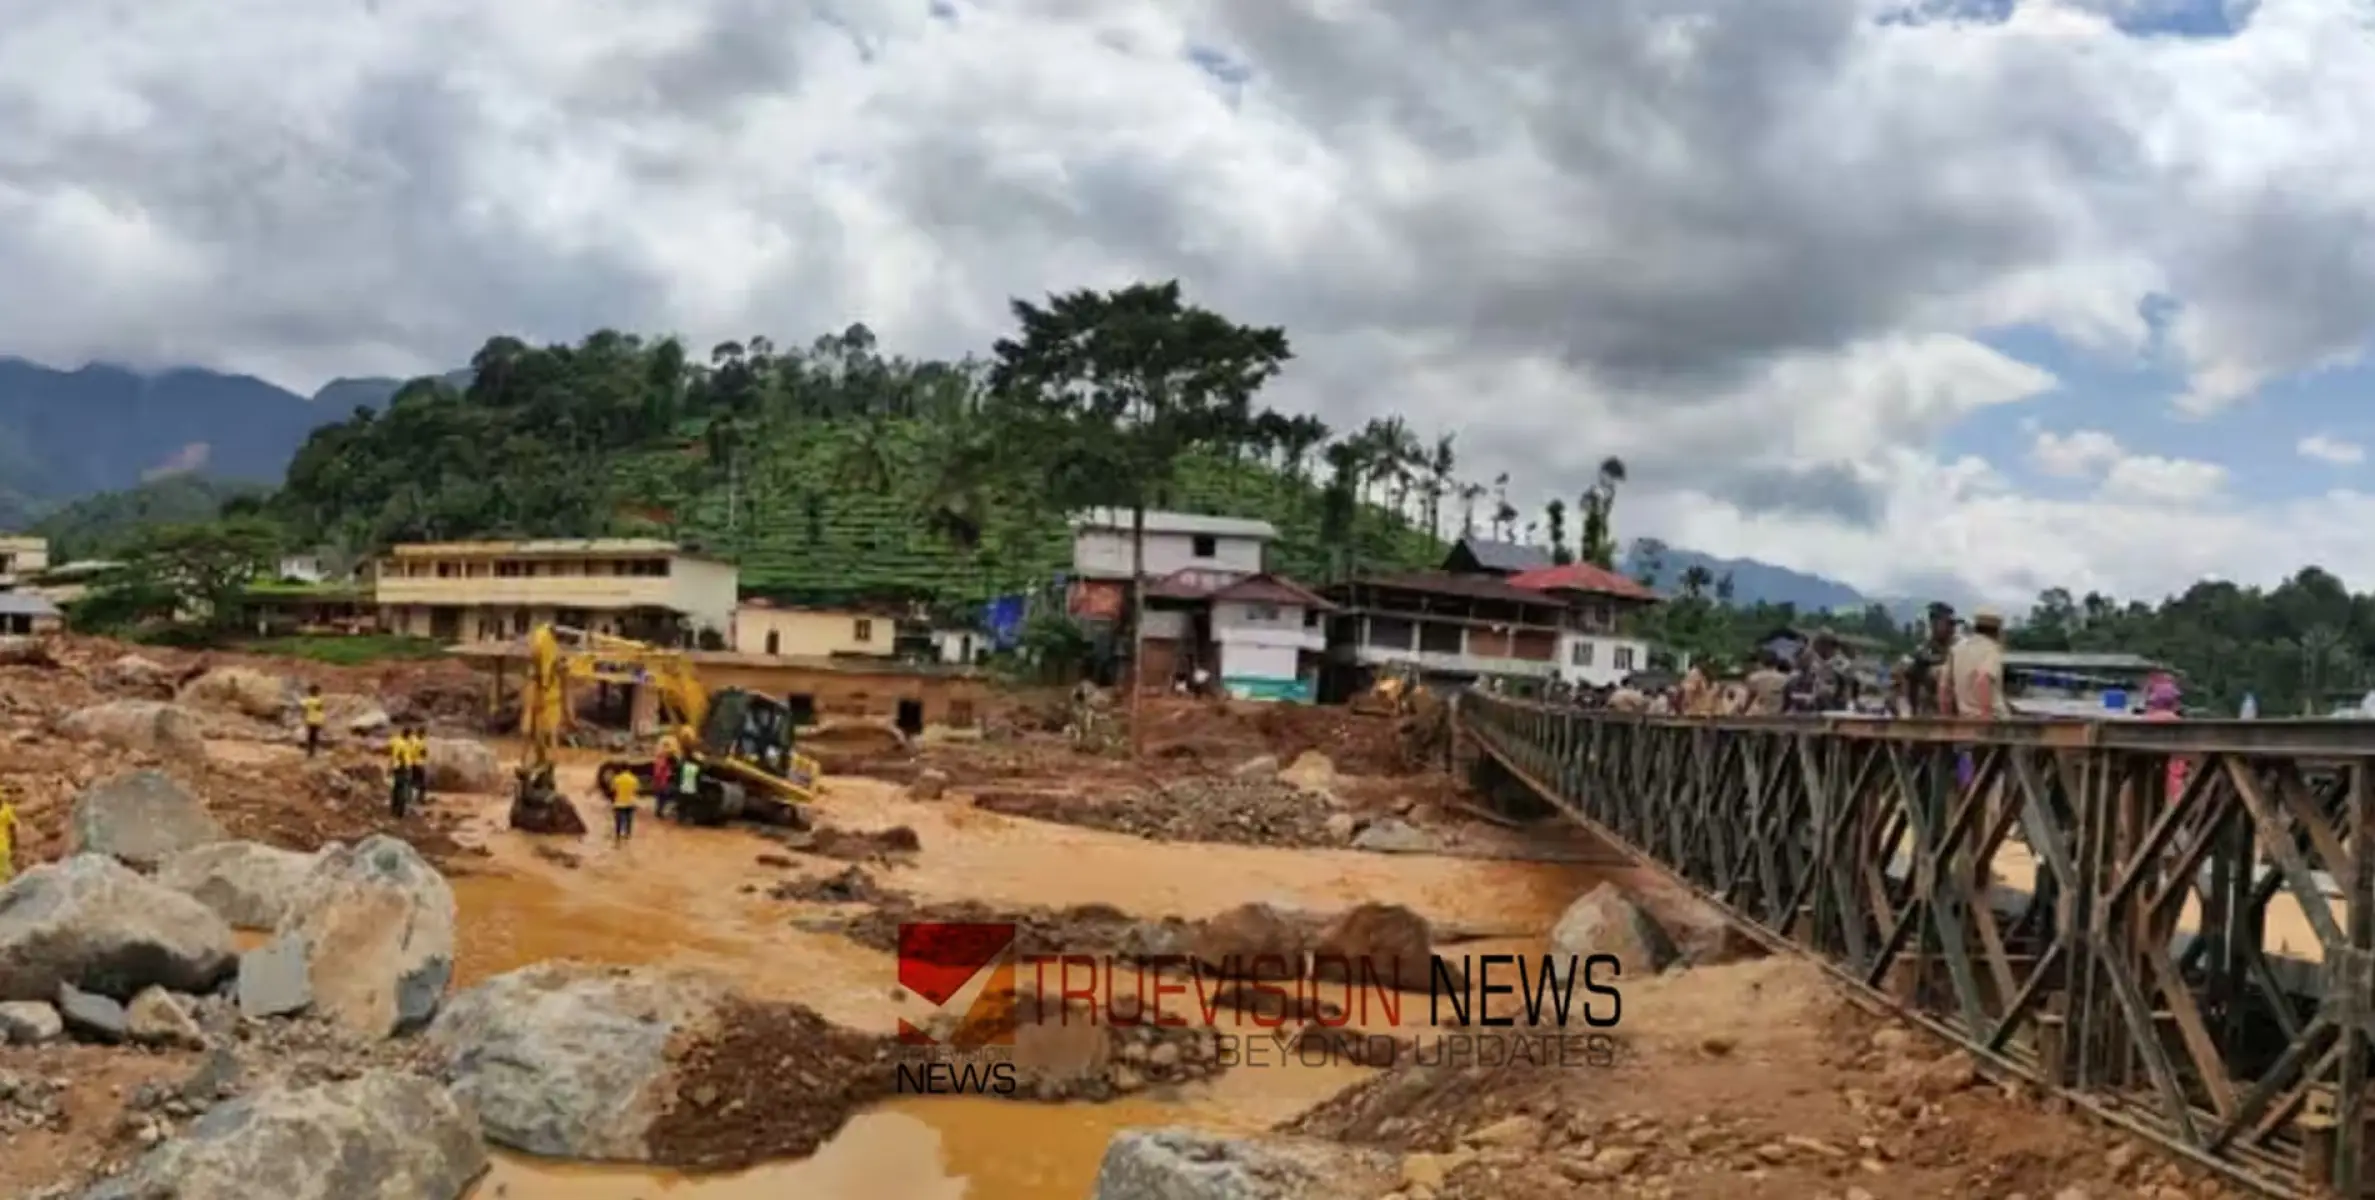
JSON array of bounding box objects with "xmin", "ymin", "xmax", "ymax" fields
[{"xmin": 508, "ymin": 762, "xmax": 587, "ymax": 835}]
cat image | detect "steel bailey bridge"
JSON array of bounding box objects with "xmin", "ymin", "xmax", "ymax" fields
[{"xmin": 1457, "ymin": 692, "xmax": 2375, "ymax": 1198}]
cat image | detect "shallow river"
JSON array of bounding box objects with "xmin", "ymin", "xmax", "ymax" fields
[{"xmin": 448, "ymin": 752, "xmax": 1600, "ymax": 1199}]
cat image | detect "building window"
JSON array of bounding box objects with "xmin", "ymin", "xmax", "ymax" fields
[
  {"xmin": 1191, "ymin": 534, "xmax": 1217, "ymax": 558},
  {"xmin": 1572, "ymin": 641, "xmax": 1594, "ymax": 667},
  {"xmin": 855, "ymin": 618, "xmax": 874, "ymax": 643},
  {"xmin": 496, "ymin": 561, "xmax": 524, "ymax": 577},
  {"xmin": 765, "ymin": 630, "xmax": 780, "ymax": 656},
  {"xmin": 1303, "ymin": 610, "xmax": 1320, "ymax": 628},
  {"xmin": 1248, "ymin": 603, "xmax": 1280, "ymax": 622},
  {"xmin": 512, "ymin": 611, "xmax": 530, "ymax": 636},
  {"xmin": 1613, "ymin": 646, "xmax": 1635, "ymax": 672}
]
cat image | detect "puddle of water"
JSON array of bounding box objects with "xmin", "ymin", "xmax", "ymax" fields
[{"xmin": 472, "ymin": 1068, "xmax": 1355, "ymax": 1200}]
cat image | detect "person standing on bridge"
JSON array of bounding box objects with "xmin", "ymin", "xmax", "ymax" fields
[
  {"xmin": 1902, "ymin": 603, "xmax": 1958, "ymax": 716},
  {"xmin": 1942, "ymin": 607, "xmax": 2009, "ymax": 791}
]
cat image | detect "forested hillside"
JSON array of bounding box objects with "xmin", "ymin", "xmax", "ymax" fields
[{"xmin": 273, "ymin": 306, "xmax": 1471, "ymax": 604}]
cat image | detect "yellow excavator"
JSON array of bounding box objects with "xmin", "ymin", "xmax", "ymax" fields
[
  {"xmin": 511, "ymin": 623, "xmax": 821, "ymax": 830},
  {"xmin": 1350, "ymin": 662, "xmax": 1421, "ymax": 717}
]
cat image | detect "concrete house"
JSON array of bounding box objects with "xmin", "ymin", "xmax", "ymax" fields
[
  {"xmin": 1506, "ymin": 562, "xmax": 1660, "ymax": 688},
  {"xmin": 1320, "ymin": 572, "xmax": 1570, "ymax": 692},
  {"xmin": 0, "ymin": 591, "xmax": 61, "ymax": 636},
  {"xmin": 373, "ymin": 538, "xmax": 737, "ymax": 646},
  {"xmin": 733, "ymin": 600, "xmax": 895, "ymax": 659},
  {"xmin": 0, "ymin": 536, "xmax": 50, "ymax": 588}
]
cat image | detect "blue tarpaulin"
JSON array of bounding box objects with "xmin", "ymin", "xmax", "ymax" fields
[{"xmin": 985, "ymin": 595, "xmax": 1027, "ymax": 649}]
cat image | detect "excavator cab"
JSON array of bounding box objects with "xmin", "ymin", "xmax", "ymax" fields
[
  {"xmin": 698, "ymin": 688, "xmax": 816, "ymax": 790},
  {"xmin": 600, "ymin": 687, "xmax": 820, "ymax": 829}
]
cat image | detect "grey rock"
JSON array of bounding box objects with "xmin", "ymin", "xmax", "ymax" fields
[
  {"xmin": 79, "ymin": 1071, "xmax": 487, "ymax": 1200},
  {"xmin": 0, "ymin": 998, "xmax": 64, "ymax": 1043},
  {"xmin": 429, "ymin": 962, "xmax": 732, "ymax": 1160},
  {"xmin": 237, "ymin": 936, "xmax": 313, "ymax": 1019},
  {"xmin": 1091, "ymin": 1128, "xmax": 1396, "ymax": 1200},
  {"xmin": 180, "ymin": 1046, "xmax": 243, "ymax": 1103},
  {"xmin": 178, "ymin": 667, "xmax": 292, "ymax": 720},
  {"xmin": 126, "ymin": 985, "xmax": 206, "ymax": 1049},
  {"xmin": 0, "ymin": 854, "xmax": 237, "ymax": 1001},
  {"xmin": 276, "ymin": 836, "xmax": 455, "ymax": 1037},
  {"xmin": 421, "ymin": 739, "xmax": 500, "ymax": 792},
  {"xmin": 70, "ymin": 770, "xmax": 229, "ymax": 870},
  {"xmin": 1549, "ymin": 883, "xmax": 1679, "ymax": 974},
  {"xmin": 58, "ymin": 982, "xmax": 129, "ymax": 1043},
  {"xmin": 157, "ymin": 841, "xmax": 328, "ymax": 930},
  {"xmin": 1350, "ymin": 818, "xmax": 1436, "ymax": 855},
  {"xmin": 57, "ymin": 700, "xmax": 207, "ymax": 756}
]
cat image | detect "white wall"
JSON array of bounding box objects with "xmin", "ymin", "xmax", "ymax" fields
[
  {"xmin": 1072, "ymin": 529, "xmax": 1266, "ymax": 579},
  {"xmin": 1212, "ymin": 600, "xmax": 1323, "ymax": 652},
  {"xmin": 1558, "ymin": 633, "xmax": 1649, "ymax": 687},
  {"xmin": 1221, "ymin": 641, "xmax": 1301, "ymax": 681}
]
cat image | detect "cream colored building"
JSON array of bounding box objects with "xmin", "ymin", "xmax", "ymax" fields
[
  {"xmin": 374, "ymin": 538, "xmax": 738, "ymax": 646},
  {"xmin": 0, "ymin": 536, "xmax": 50, "ymax": 587},
  {"xmin": 733, "ymin": 601, "xmax": 894, "ymax": 659}
]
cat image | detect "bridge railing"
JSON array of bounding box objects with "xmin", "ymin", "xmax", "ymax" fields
[{"xmin": 1459, "ymin": 691, "xmax": 2375, "ymax": 1197}]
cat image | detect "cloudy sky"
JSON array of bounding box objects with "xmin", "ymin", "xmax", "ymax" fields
[{"xmin": 4, "ymin": 0, "xmax": 2373, "ymax": 608}]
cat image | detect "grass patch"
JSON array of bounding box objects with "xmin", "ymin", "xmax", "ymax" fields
[{"xmin": 239, "ymin": 634, "xmax": 450, "ymax": 665}]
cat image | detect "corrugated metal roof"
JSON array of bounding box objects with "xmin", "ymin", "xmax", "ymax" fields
[
  {"xmin": 2003, "ymin": 650, "xmax": 2167, "ymax": 673},
  {"xmin": 0, "ymin": 591, "xmax": 60, "ymax": 617},
  {"xmin": 1067, "ymin": 509, "xmax": 1279, "ymax": 540},
  {"xmin": 1213, "ymin": 573, "xmax": 1336, "ymax": 611},
  {"xmin": 1445, "ymin": 537, "xmax": 1553, "ymax": 573}
]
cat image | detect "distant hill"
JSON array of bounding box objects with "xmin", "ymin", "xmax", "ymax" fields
[
  {"xmin": 309, "ymin": 370, "xmax": 474, "ymax": 417},
  {"xmin": 31, "ymin": 475, "xmax": 271, "ymax": 560},
  {"xmin": 0, "ymin": 358, "xmax": 354, "ymax": 525},
  {"xmin": 1623, "ymin": 544, "xmax": 1874, "ymax": 612}
]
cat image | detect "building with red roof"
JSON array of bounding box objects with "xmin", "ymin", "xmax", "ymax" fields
[{"xmin": 1502, "ymin": 561, "xmax": 1661, "ymax": 688}]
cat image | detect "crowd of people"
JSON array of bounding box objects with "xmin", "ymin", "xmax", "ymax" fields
[{"xmin": 1522, "ymin": 602, "xmax": 2054, "ymax": 721}]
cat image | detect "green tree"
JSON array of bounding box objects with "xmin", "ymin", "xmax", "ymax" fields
[
  {"xmin": 1578, "ymin": 456, "xmax": 1627, "ymax": 568},
  {"xmin": 118, "ymin": 517, "xmax": 284, "ymax": 633},
  {"xmin": 987, "ymin": 281, "xmax": 1292, "ymax": 753},
  {"xmin": 1546, "ymin": 498, "xmax": 1572, "ymax": 565}
]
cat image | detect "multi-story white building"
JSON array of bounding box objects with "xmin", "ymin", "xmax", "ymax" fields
[
  {"xmin": 1322, "ymin": 572, "xmax": 1571, "ymax": 684},
  {"xmin": 1505, "ymin": 562, "xmax": 1660, "ymax": 688},
  {"xmin": 373, "ymin": 538, "xmax": 738, "ymax": 646},
  {"xmin": 1068, "ymin": 509, "xmax": 1277, "ymax": 581}
]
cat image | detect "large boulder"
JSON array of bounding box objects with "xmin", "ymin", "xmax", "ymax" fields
[
  {"xmin": 1090, "ymin": 1128, "xmax": 1396, "ymax": 1200},
  {"xmin": 422, "ymin": 738, "xmax": 501, "ymax": 792},
  {"xmin": 79, "ymin": 1071, "xmax": 487, "ymax": 1200},
  {"xmin": 430, "ymin": 961, "xmax": 733, "ymax": 1160},
  {"xmin": 1279, "ymin": 751, "xmax": 1338, "ymax": 793},
  {"xmin": 177, "ymin": 666, "xmax": 291, "ymax": 720},
  {"xmin": 103, "ymin": 654, "xmax": 174, "ymax": 692},
  {"xmin": 325, "ymin": 694, "xmax": 392, "ymax": 736},
  {"xmin": 1350, "ymin": 818, "xmax": 1436, "ymax": 854},
  {"xmin": 1310, "ymin": 903, "xmax": 1435, "ymax": 993},
  {"xmin": 1192, "ymin": 903, "xmax": 1307, "ymax": 981},
  {"xmin": 158, "ymin": 840, "xmax": 330, "ymax": 930},
  {"xmin": 0, "ymin": 854, "xmax": 236, "ymax": 1001},
  {"xmin": 1549, "ymin": 883, "xmax": 1679, "ymax": 975},
  {"xmin": 275, "ymin": 836, "xmax": 456, "ymax": 1037},
  {"xmin": 70, "ymin": 769, "xmax": 228, "ymax": 870},
  {"xmin": 58, "ymin": 700, "xmax": 206, "ymax": 756}
]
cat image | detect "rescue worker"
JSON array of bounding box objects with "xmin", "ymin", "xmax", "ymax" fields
[
  {"xmin": 674, "ymin": 752, "xmax": 703, "ymax": 820},
  {"xmin": 1942, "ymin": 607, "xmax": 2010, "ymax": 791},
  {"xmin": 0, "ymin": 782, "xmax": 18, "ymax": 884},
  {"xmin": 387, "ymin": 727, "xmax": 413, "ymax": 817},
  {"xmin": 402, "ymin": 725, "xmax": 430, "ymax": 809},
  {"xmin": 1902, "ymin": 603, "xmax": 1958, "ymax": 716},
  {"xmin": 652, "ymin": 731, "xmax": 680, "ymax": 821},
  {"xmin": 1745, "ymin": 652, "xmax": 1790, "ymax": 716},
  {"xmin": 608, "ymin": 764, "xmax": 640, "ymax": 842},
  {"xmin": 301, "ymin": 685, "xmax": 327, "ymax": 757},
  {"xmin": 1679, "ymin": 662, "xmax": 1712, "ymax": 716}
]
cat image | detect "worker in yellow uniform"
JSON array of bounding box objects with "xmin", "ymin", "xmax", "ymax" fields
[
  {"xmin": 387, "ymin": 728, "xmax": 413, "ymax": 817},
  {"xmin": 301, "ymin": 685, "xmax": 327, "ymax": 758},
  {"xmin": 608, "ymin": 767, "xmax": 639, "ymax": 843},
  {"xmin": 406, "ymin": 726, "xmax": 432, "ymax": 806},
  {"xmin": 0, "ymin": 783, "xmax": 18, "ymax": 884}
]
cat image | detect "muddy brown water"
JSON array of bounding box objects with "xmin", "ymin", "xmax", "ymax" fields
[{"xmin": 446, "ymin": 749, "xmax": 1604, "ymax": 1199}]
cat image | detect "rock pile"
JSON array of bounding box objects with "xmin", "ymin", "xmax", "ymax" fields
[
  {"xmin": 80, "ymin": 1072, "xmax": 486, "ymax": 1200},
  {"xmin": 0, "ymin": 854, "xmax": 237, "ymax": 1002},
  {"xmin": 973, "ymin": 776, "xmax": 1345, "ymax": 847}
]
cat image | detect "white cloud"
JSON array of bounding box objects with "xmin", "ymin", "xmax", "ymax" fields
[
  {"xmin": 4, "ymin": 0, "xmax": 2375, "ymax": 605},
  {"xmin": 2030, "ymin": 429, "xmax": 2124, "ymax": 478},
  {"xmin": 2298, "ymin": 433, "xmax": 2365, "ymax": 465}
]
